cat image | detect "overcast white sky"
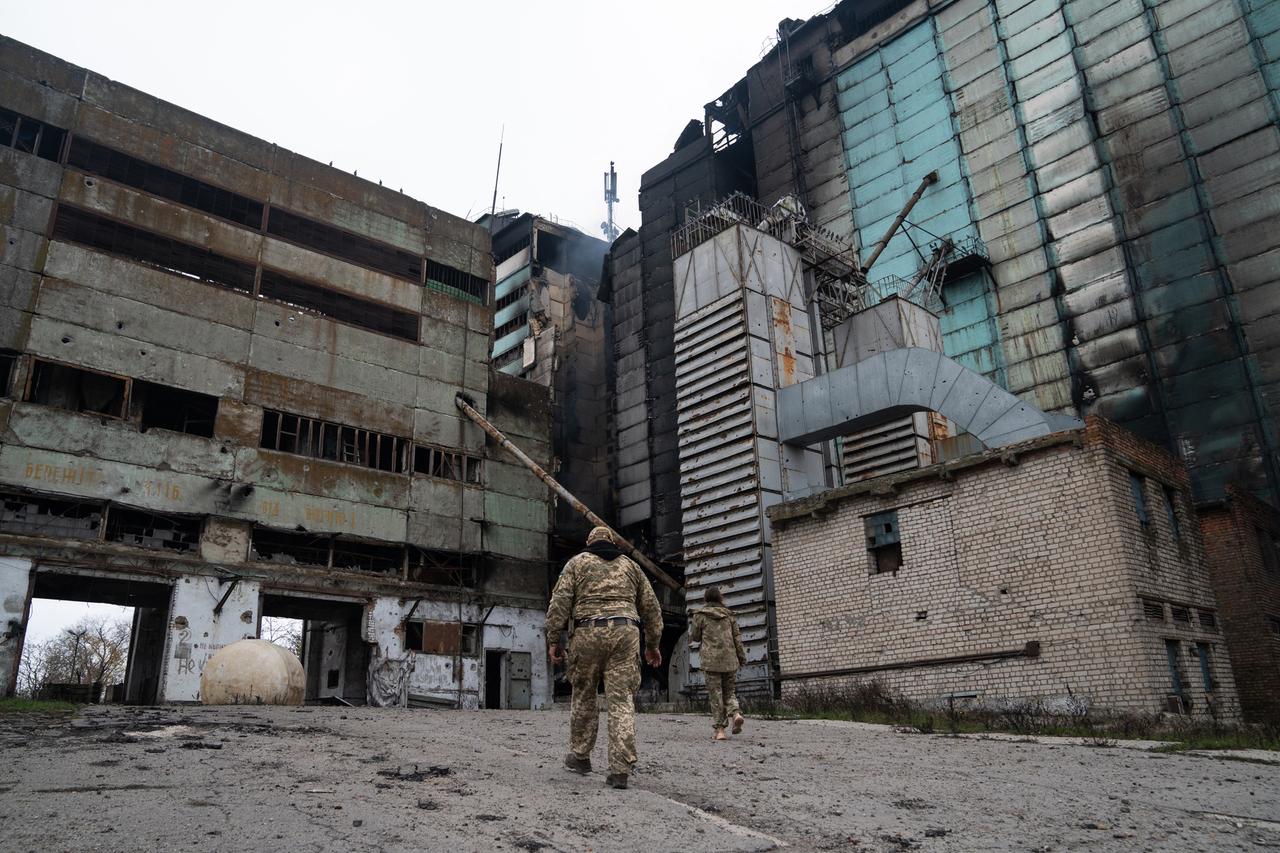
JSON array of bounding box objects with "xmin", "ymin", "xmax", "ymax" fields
[{"xmin": 5, "ymin": 0, "xmax": 816, "ymax": 237}]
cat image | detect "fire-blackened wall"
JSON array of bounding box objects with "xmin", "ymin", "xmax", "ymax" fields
[{"xmin": 0, "ymin": 36, "xmax": 554, "ymax": 705}]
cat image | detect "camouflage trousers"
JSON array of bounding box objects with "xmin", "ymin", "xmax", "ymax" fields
[
  {"xmin": 705, "ymin": 670, "xmax": 740, "ymax": 730},
  {"xmin": 567, "ymin": 623, "xmax": 641, "ymax": 775}
]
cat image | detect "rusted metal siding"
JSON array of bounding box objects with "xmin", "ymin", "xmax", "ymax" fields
[{"xmin": 673, "ymin": 224, "xmax": 823, "ymax": 694}]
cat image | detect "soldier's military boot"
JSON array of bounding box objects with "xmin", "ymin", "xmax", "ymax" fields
[
  {"xmin": 564, "ymin": 753, "xmax": 592, "ymax": 774},
  {"xmin": 606, "ymin": 773, "xmax": 628, "ymax": 789}
]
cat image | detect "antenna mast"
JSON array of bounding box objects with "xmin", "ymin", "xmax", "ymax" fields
[
  {"xmin": 489, "ymin": 125, "xmax": 505, "ymax": 229},
  {"xmin": 601, "ymin": 161, "xmax": 619, "ymax": 241}
]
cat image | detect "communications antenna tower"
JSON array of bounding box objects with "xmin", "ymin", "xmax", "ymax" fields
[{"xmin": 601, "ymin": 162, "xmax": 620, "ymax": 241}]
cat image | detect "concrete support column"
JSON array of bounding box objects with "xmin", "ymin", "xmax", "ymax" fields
[
  {"xmin": 0, "ymin": 557, "xmax": 34, "ymax": 697},
  {"xmin": 161, "ymin": 575, "xmax": 261, "ymax": 703}
]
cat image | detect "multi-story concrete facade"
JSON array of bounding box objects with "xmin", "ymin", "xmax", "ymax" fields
[
  {"xmin": 769, "ymin": 417, "xmax": 1240, "ymax": 718},
  {"xmin": 1199, "ymin": 487, "xmax": 1280, "ymax": 722},
  {"xmin": 0, "ymin": 37, "xmax": 555, "ymax": 709},
  {"xmin": 607, "ymin": 0, "xmax": 1280, "ymax": 546}
]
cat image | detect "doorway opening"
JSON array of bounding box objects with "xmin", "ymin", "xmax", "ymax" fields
[
  {"xmin": 21, "ymin": 571, "xmax": 171, "ymax": 704},
  {"xmin": 260, "ymin": 593, "xmax": 367, "ymax": 705}
]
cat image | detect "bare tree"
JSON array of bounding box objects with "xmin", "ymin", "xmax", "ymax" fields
[
  {"xmin": 16, "ymin": 616, "xmax": 131, "ymax": 697},
  {"xmin": 260, "ymin": 617, "xmax": 304, "ymax": 658}
]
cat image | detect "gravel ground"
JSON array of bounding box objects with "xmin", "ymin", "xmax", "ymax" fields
[{"xmin": 1, "ymin": 704, "xmax": 1277, "ymax": 852}]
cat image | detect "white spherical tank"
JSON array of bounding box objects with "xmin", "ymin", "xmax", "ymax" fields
[{"xmin": 200, "ymin": 639, "xmax": 305, "ymax": 705}]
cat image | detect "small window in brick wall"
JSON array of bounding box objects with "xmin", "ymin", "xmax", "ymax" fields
[
  {"xmin": 865, "ymin": 510, "xmax": 901, "ymax": 575},
  {"xmin": 1197, "ymin": 609, "xmax": 1217, "ymax": 631},
  {"xmin": 1143, "ymin": 599, "xmax": 1165, "ymax": 622},
  {"xmin": 1162, "ymin": 487, "xmax": 1181, "ymax": 540},
  {"xmin": 1129, "ymin": 472, "xmax": 1149, "ymax": 528},
  {"xmin": 1171, "ymin": 606, "xmax": 1191, "ymax": 625}
]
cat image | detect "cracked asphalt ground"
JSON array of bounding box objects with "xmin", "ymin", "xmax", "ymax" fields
[{"xmin": 1, "ymin": 706, "xmax": 1278, "ymax": 852}]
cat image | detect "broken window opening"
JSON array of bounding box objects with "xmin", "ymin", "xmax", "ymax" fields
[
  {"xmin": 1171, "ymin": 605, "xmax": 1191, "ymax": 624},
  {"xmin": 494, "ymin": 234, "xmax": 531, "ymax": 267},
  {"xmin": 1197, "ymin": 609, "xmax": 1217, "ymax": 631},
  {"xmin": 494, "ymin": 313, "xmax": 528, "ymax": 341},
  {"xmin": 249, "ymin": 527, "xmax": 333, "ymax": 568},
  {"xmin": 1142, "ymin": 599, "xmax": 1165, "ymax": 622},
  {"xmin": 0, "ymin": 491, "xmax": 103, "ymax": 540},
  {"xmin": 260, "ymin": 409, "xmax": 407, "ymax": 474},
  {"xmin": 104, "ymin": 506, "xmax": 201, "ymax": 552},
  {"xmin": 404, "ymin": 620, "xmax": 480, "ymax": 656},
  {"xmin": 1164, "ymin": 639, "xmax": 1188, "ymax": 713},
  {"xmin": 258, "ymin": 268, "xmax": 419, "ymax": 342},
  {"xmin": 1257, "ymin": 526, "xmax": 1280, "ymax": 578},
  {"xmin": 130, "ymin": 380, "xmax": 218, "ymax": 437},
  {"xmin": 331, "ymin": 538, "xmax": 404, "ymax": 575},
  {"xmin": 412, "ymin": 445, "xmax": 481, "ymax": 484},
  {"xmin": 1195, "ymin": 643, "xmax": 1214, "ymax": 692},
  {"xmin": 1129, "ymin": 472, "xmax": 1149, "ymax": 528},
  {"xmin": 51, "ymin": 206, "xmax": 257, "ymax": 294},
  {"xmin": 408, "ymin": 547, "xmax": 478, "ymax": 587},
  {"xmin": 0, "ymin": 106, "xmax": 66, "ymax": 163},
  {"xmin": 265, "ymin": 207, "xmax": 421, "ymax": 283},
  {"xmin": 0, "ymin": 350, "xmax": 18, "ymax": 398},
  {"xmin": 864, "ymin": 510, "xmax": 901, "ymax": 575},
  {"xmin": 426, "ymin": 259, "xmax": 489, "ymax": 305},
  {"xmin": 28, "ymin": 359, "xmax": 127, "ymax": 418},
  {"xmin": 495, "ymin": 286, "xmax": 526, "ymax": 313},
  {"xmin": 1162, "ymin": 486, "xmax": 1181, "ymax": 539},
  {"xmin": 67, "ymin": 137, "xmax": 264, "ymax": 229}
]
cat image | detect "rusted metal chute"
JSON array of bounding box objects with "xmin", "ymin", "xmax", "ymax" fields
[
  {"xmin": 455, "ymin": 394, "xmax": 683, "ymax": 591},
  {"xmin": 860, "ymin": 171, "xmax": 938, "ymax": 274}
]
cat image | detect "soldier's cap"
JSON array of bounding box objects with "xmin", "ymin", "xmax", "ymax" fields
[{"xmin": 586, "ymin": 526, "xmax": 617, "ymax": 546}]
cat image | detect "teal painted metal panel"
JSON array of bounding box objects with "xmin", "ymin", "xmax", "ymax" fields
[
  {"xmin": 494, "ymin": 265, "xmax": 531, "ymax": 301},
  {"xmin": 493, "ymin": 294, "xmax": 529, "ymax": 328},
  {"xmin": 492, "ymin": 324, "xmax": 529, "ymax": 360}
]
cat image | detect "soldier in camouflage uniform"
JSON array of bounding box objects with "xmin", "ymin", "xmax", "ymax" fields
[
  {"xmin": 547, "ymin": 526, "xmax": 663, "ymax": 789},
  {"xmin": 691, "ymin": 586, "xmax": 747, "ymax": 740}
]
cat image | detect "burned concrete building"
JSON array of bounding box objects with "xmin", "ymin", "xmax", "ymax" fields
[
  {"xmin": 486, "ymin": 213, "xmax": 612, "ymax": 560},
  {"xmin": 0, "ymin": 37, "xmax": 556, "ymax": 710},
  {"xmin": 604, "ymin": 0, "xmax": 1280, "ymax": 708}
]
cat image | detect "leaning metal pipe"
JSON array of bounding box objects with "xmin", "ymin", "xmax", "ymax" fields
[
  {"xmin": 860, "ymin": 170, "xmax": 939, "ymax": 275},
  {"xmin": 455, "ymin": 393, "xmax": 683, "ymax": 591}
]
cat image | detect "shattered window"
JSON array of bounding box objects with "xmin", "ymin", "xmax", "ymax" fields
[
  {"xmin": 104, "ymin": 507, "xmax": 201, "ymax": 551},
  {"xmin": 28, "ymin": 359, "xmax": 127, "ymax": 418},
  {"xmin": 259, "ymin": 268, "xmax": 420, "ymax": 342},
  {"xmin": 332, "ymin": 538, "xmax": 403, "ymax": 574},
  {"xmin": 426, "ymin": 259, "xmax": 489, "ymax": 305},
  {"xmin": 412, "ymin": 445, "xmax": 481, "ymax": 484},
  {"xmin": 132, "ymin": 380, "xmax": 218, "ymax": 437},
  {"xmin": 250, "ymin": 528, "xmax": 332, "ymax": 568},
  {"xmin": 0, "ymin": 492, "xmax": 103, "ymax": 539},
  {"xmin": 864, "ymin": 510, "xmax": 901, "ymax": 575},
  {"xmin": 0, "ymin": 106, "xmax": 66, "ymax": 163},
  {"xmin": 260, "ymin": 409, "xmax": 408, "ymax": 474},
  {"xmin": 408, "ymin": 547, "xmax": 478, "ymax": 587}
]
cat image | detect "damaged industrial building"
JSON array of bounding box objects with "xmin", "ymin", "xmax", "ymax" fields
[
  {"xmin": 0, "ymin": 37, "xmax": 556, "ymax": 710},
  {"xmin": 603, "ymin": 0, "xmax": 1280, "ymax": 721}
]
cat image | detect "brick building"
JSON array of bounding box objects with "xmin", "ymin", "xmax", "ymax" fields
[
  {"xmin": 0, "ymin": 37, "xmax": 555, "ymax": 710},
  {"xmin": 768, "ymin": 418, "xmax": 1239, "ymax": 719},
  {"xmin": 1199, "ymin": 488, "xmax": 1280, "ymax": 722}
]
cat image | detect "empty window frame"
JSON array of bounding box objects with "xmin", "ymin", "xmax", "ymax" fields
[
  {"xmin": 494, "ymin": 313, "xmax": 528, "ymax": 341},
  {"xmin": 865, "ymin": 510, "xmax": 902, "ymax": 575},
  {"xmin": 0, "ymin": 491, "xmax": 103, "ymax": 539},
  {"xmin": 51, "ymin": 206, "xmax": 257, "ymax": 294},
  {"xmin": 1197, "ymin": 609, "xmax": 1217, "ymax": 631},
  {"xmin": 1171, "ymin": 605, "xmax": 1192, "ymax": 624},
  {"xmin": 266, "ymin": 207, "xmax": 422, "ymax": 282},
  {"xmin": 408, "ymin": 547, "xmax": 478, "ymax": 587},
  {"xmin": 1258, "ymin": 526, "xmax": 1280, "ymax": 578},
  {"xmin": 426, "ymin": 259, "xmax": 489, "ymax": 305},
  {"xmin": 66, "ymin": 137, "xmax": 264, "ymax": 228},
  {"xmin": 1164, "ymin": 639, "xmax": 1188, "ymax": 711},
  {"xmin": 331, "ymin": 538, "xmax": 404, "ymax": 574},
  {"xmin": 28, "ymin": 359, "xmax": 127, "ymax": 418},
  {"xmin": 131, "ymin": 380, "xmax": 218, "ymax": 437},
  {"xmin": 104, "ymin": 506, "xmax": 201, "ymax": 552},
  {"xmin": 249, "ymin": 527, "xmax": 333, "ymax": 568},
  {"xmin": 404, "ymin": 620, "xmax": 481, "ymax": 656},
  {"xmin": 260, "ymin": 409, "xmax": 408, "ymax": 474},
  {"xmin": 1162, "ymin": 486, "xmax": 1181, "ymax": 539},
  {"xmin": 0, "ymin": 350, "xmax": 17, "ymax": 398},
  {"xmin": 258, "ymin": 269, "xmax": 419, "ymax": 342},
  {"xmin": 0, "ymin": 106, "xmax": 66, "ymax": 162},
  {"xmin": 1195, "ymin": 643, "xmax": 1214, "ymax": 692},
  {"xmin": 495, "ymin": 285, "xmax": 526, "ymax": 312},
  {"xmin": 412, "ymin": 445, "xmax": 481, "ymax": 484},
  {"xmin": 1142, "ymin": 599, "xmax": 1165, "ymax": 622},
  {"xmin": 1129, "ymin": 472, "xmax": 1149, "ymax": 528}
]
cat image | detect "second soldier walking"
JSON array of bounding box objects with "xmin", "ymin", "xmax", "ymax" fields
[
  {"xmin": 691, "ymin": 586, "xmax": 747, "ymax": 740},
  {"xmin": 547, "ymin": 526, "xmax": 663, "ymax": 789}
]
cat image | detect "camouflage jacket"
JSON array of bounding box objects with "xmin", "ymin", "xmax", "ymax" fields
[
  {"xmin": 546, "ymin": 550, "xmax": 663, "ymax": 651},
  {"xmin": 691, "ymin": 605, "xmax": 746, "ymax": 672}
]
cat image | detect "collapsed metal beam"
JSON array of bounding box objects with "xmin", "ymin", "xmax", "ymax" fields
[
  {"xmin": 455, "ymin": 394, "xmax": 683, "ymax": 591},
  {"xmin": 860, "ymin": 171, "xmax": 938, "ymax": 275}
]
